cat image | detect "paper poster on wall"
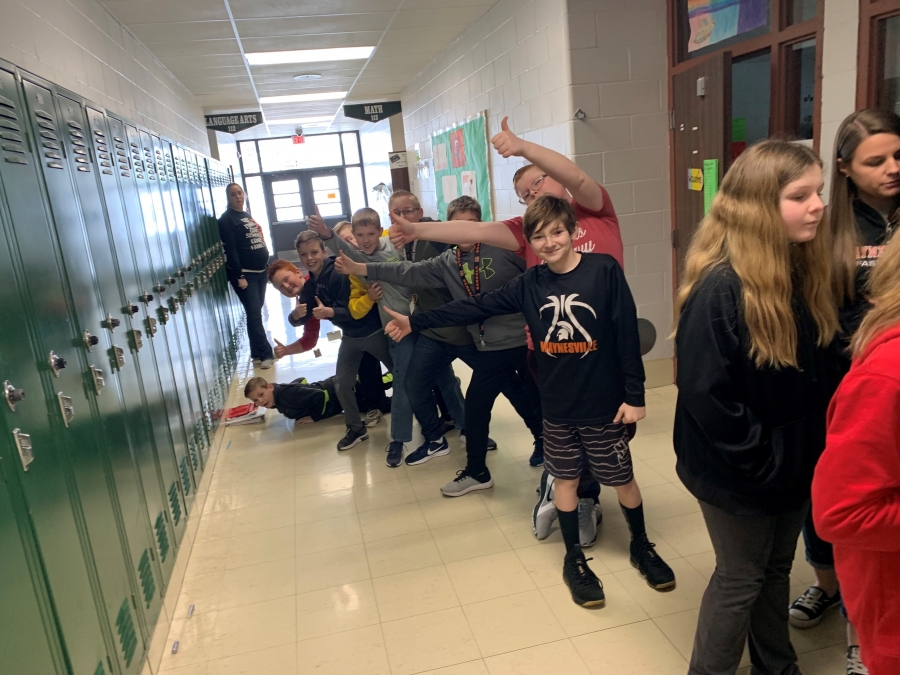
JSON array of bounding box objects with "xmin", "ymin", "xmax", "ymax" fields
[
  {"xmin": 442, "ymin": 175, "xmax": 459, "ymax": 201},
  {"xmin": 687, "ymin": 0, "xmax": 767, "ymax": 53},
  {"xmin": 431, "ymin": 112, "xmax": 493, "ymax": 221},
  {"xmin": 433, "ymin": 143, "xmax": 449, "ymax": 171},
  {"xmin": 461, "ymin": 171, "xmax": 477, "ymax": 198}
]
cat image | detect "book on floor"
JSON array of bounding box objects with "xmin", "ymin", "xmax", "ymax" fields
[{"xmin": 224, "ymin": 403, "xmax": 267, "ymax": 426}]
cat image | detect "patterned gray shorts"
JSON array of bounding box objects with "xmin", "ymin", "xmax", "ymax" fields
[{"xmin": 542, "ymin": 420, "xmax": 635, "ymax": 486}]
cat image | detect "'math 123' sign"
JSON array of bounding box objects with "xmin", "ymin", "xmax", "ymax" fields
[
  {"xmin": 205, "ymin": 112, "xmax": 262, "ymax": 134},
  {"xmin": 343, "ymin": 102, "xmax": 402, "ymax": 123}
]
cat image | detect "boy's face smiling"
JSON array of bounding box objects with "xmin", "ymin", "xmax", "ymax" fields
[
  {"xmin": 298, "ymin": 241, "xmax": 326, "ymax": 277},
  {"xmin": 271, "ymin": 268, "xmax": 305, "ymax": 297},
  {"xmin": 247, "ymin": 384, "xmax": 275, "ymax": 408},
  {"xmin": 391, "ymin": 196, "xmax": 424, "ymax": 223},
  {"xmin": 528, "ymin": 218, "xmax": 575, "ymax": 267},
  {"xmin": 353, "ymin": 223, "xmax": 382, "ymax": 255},
  {"xmin": 514, "ymin": 166, "xmax": 568, "ymax": 206}
]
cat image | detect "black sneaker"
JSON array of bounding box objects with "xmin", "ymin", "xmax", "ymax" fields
[
  {"xmin": 529, "ymin": 437, "xmax": 544, "ymax": 467},
  {"xmin": 789, "ymin": 586, "xmax": 841, "ymax": 628},
  {"xmin": 459, "ymin": 430, "xmax": 497, "ymax": 450},
  {"xmin": 630, "ymin": 538, "xmax": 676, "ymax": 590},
  {"xmin": 385, "ymin": 441, "xmax": 405, "ymax": 468},
  {"xmin": 562, "ymin": 546, "xmax": 605, "ymax": 607},
  {"xmin": 337, "ymin": 427, "xmax": 368, "ymax": 451}
]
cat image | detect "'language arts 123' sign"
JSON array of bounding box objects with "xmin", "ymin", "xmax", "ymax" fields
[
  {"xmin": 205, "ymin": 111, "xmax": 263, "ymax": 134},
  {"xmin": 343, "ymin": 101, "xmax": 402, "ymax": 123}
]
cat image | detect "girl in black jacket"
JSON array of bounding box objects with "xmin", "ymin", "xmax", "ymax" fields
[{"xmin": 673, "ymin": 141, "xmax": 838, "ymax": 675}]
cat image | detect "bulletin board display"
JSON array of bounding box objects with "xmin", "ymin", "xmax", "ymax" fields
[{"xmin": 430, "ymin": 112, "xmax": 493, "ymax": 222}]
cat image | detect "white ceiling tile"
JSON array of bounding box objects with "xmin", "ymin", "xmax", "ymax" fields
[
  {"xmin": 228, "ymin": 0, "xmax": 402, "ymax": 20},
  {"xmin": 402, "ymin": 0, "xmax": 493, "ymax": 7},
  {"xmin": 234, "ymin": 14, "xmax": 394, "ymax": 38},
  {"xmin": 390, "ymin": 6, "xmax": 490, "ymax": 30},
  {"xmin": 159, "ymin": 54, "xmax": 247, "ymax": 69},
  {"xmin": 144, "ymin": 39, "xmax": 242, "ymax": 58},
  {"xmin": 101, "ymin": 0, "xmax": 229, "ymax": 24},
  {"xmin": 240, "ymin": 33, "xmax": 382, "ymax": 52},
  {"xmin": 129, "ymin": 21, "xmax": 235, "ymax": 43}
]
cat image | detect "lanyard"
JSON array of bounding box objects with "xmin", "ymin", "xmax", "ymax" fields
[{"xmin": 455, "ymin": 244, "xmax": 485, "ymax": 347}]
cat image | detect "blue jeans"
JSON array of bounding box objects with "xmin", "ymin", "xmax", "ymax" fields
[
  {"xmin": 232, "ymin": 271, "xmax": 273, "ymax": 361},
  {"xmin": 388, "ymin": 333, "xmax": 464, "ymax": 444}
]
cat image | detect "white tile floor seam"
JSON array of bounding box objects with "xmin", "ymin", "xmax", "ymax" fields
[{"xmin": 158, "ymin": 311, "xmax": 849, "ymax": 675}]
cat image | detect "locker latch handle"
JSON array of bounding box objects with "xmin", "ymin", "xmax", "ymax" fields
[
  {"xmin": 84, "ymin": 330, "xmax": 99, "ymax": 352},
  {"xmin": 90, "ymin": 366, "xmax": 105, "ymax": 395},
  {"xmin": 12, "ymin": 428, "xmax": 33, "ymax": 471},
  {"xmin": 106, "ymin": 314, "xmax": 121, "ymax": 331},
  {"xmin": 57, "ymin": 392, "xmax": 75, "ymax": 428},
  {"xmin": 4, "ymin": 380, "xmax": 25, "ymax": 412},
  {"xmin": 113, "ymin": 345, "xmax": 126, "ymax": 370},
  {"xmin": 131, "ymin": 329, "xmax": 143, "ymax": 351},
  {"xmin": 48, "ymin": 351, "xmax": 66, "ymax": 377}
]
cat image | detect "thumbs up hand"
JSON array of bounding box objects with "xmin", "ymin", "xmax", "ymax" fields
[
  {"xmin": 274, "ymin": 338, "xmax": 288, "ymax": 359},
  {"xmin": 290, "ymin": 298, "xmax": 307, "ymax": 321},
  {"xmin": 490, "ymin": 116, "xmax": 526, "ymax": 158},
  {"xmin": 334, "ymin": 250, "xmax": 366, "ymax": 276},
  {"xmin": 312, "ymin": 296, "xmax": 334, "ymax": 320},
  {"xmin": 383, "ymin": 307, "xmax": 411, "ymax": 343},
  {"xmin": 307, "ymin": 205, "xmax": 331, "ymax": 239}
]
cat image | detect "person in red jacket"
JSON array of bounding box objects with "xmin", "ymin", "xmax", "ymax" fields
[{"xmin": 813, "ymin": 236, "xmax": 900, "ymax": 675}]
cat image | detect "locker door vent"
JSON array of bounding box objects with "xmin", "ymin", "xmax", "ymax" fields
[
  {"xmin": 138, "ymin": 549, "xmax": 157, "ymax": 608},
  {"xmin": 0, "ymin": 98, "xmax": 27, "ymax": 164},
  {"xmin": 114, "ymin": 598, "xmax": 139, "ymax": 667},
  {"xmin": 189, "ymin": 436, "xmax": 200, "ymax": 471},
  {"xmin": 180, "ymin": 455, "xmax": 192, "ymax": 496},
  {"xmin": 154, "ymin": 512, "xmax": 170, "ymax": 563},
  {"xmin": 167, "ymin": 480, "xmax": 182, "ymax": 526}
]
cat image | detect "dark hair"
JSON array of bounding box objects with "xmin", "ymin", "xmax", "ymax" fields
[
  {"xmin": 243, "ymin": 376, "xmax": 269, "ymax": 398},
  {"xmin": 523, "ymin": 195, "xmax": 577, "ymax": 241},
  {"xmin": 447, "ymin": 195, "xmax": 482, "ymax": 221},
  {"xmin": 226, "ymin": 182, "xmax": 243, "ymax": 194},
  {"xmin": 828, "ymin": 109, "xmax": 900, "ymax": 303},
  {"xmin": 294, "ymin": 230, "xmax": 325, "ymax": 251}
]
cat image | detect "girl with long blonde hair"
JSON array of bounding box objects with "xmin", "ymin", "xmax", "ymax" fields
[
  {"xmin": 673, "ymin": 140, "xmax": 838, "ymax": 675},
  {"xmin": 813, "ymin": 237, "xmax": 900, "ymax": 675}
]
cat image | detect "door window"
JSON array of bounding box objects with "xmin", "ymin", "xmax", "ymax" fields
[
  {"xmin": 882, "ymin": 15, "xmax": 900, "ymax": 114},
  {"xmin": 311, "ymin": 175, "xmax": 343, "ymax": 217},
  {"xmin": 271, "ymin": 179, "xmax": 304, "ymax": 222},
  {"xmin": 785, "ymin": 39, "xmax": 816, "ymax": 142},
  {"xmin": 731, "ymin": 51, "xmax": 771, "ymax": 160}
]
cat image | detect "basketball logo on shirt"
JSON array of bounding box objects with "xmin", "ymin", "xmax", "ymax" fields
[
  {"xmin": 538, "ymin": 294, "xmax": 598, "ymax": 358},
  {"xmin": 856, "ymin": 245, "xmax": 885, "ymax": 268}
]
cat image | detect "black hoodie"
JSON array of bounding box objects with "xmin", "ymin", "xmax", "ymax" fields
[
  {"xmin": 218, "ymin": 208, "xmax": 270, "ymax": 284},
  {"xmin": 674, "ymin": 266, "xmax": 837, "ymax": 516},
  {"xmin": 272, "ymin": 377, "xmax": 341, "ymax": 421}
]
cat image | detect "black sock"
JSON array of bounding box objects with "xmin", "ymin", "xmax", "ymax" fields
[
  {"xmin": 620, "ymin": 502, "xmax": 647, "ymax": 543},
  {"xmin": 558, "ymin": 507, "xmax": 580, "ymax": 553}
]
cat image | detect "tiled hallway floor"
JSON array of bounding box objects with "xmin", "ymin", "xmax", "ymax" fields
[{"xmin": 158, "ymin": 344, "xmax": 848, "ymax": 675}]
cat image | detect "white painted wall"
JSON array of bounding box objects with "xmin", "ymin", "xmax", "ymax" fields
[
  {"xmin": 820, "ymin": 0, "xmax": 860, "ymax": 202},
  {"xmin": 400, "ymin": 0, "xmax": 573, "ymax": 222},
  {"xmin": 0, "ymin": 0, "xmax": 209, "ymax": 152},
  {"xmin": 359, "ymin": 117, "xmax": 394, "ymax": 227},
  {"xmin": 567, "ymin": 0, "xmax": 672, "ymax": 362}
]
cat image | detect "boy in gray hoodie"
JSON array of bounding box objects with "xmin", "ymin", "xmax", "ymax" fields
[
  {"xmin": 335, "ymin": 196, "xmax": 544, "ymax": 496},
  {"xmin": 308, "ymin": 207, "xmax": 463, "ymax": 467}
]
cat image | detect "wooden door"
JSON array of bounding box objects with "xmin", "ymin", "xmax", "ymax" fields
[{"xmin": 672, "ymin": 53, "xmax": 732, "ymax": 283}]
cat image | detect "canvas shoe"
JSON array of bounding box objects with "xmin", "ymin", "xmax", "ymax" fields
[
  {"xmin": 846, "ymin": 646, "xmax": 869, "ymax": 675},
  {"xmin": 532, "ymin": 470, "xmax": 558, "ymax": 539},
  {"xmin": 789, "ymin": 586, "xmax": 842, "ymax": 628}
]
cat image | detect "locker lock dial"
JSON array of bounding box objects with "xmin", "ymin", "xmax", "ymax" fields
[
  {"xmin": 127, "ymin": 304, "xmax": 140, "ymax": 316},
  {"xmin": 153, "ymin": 284, "xmax": 166, "ymax": 294},
  {"xmin": 48, "ymin": 351, "xmax": 67, "ymax": 377},
  {"xmin": 4, "ymin": 381, "xmax": 25, "ymax": 412},
  {"xmin": 105, "ymin": 314, "xmax": 121, "ymax": 331},
  {"xmin": 165, "ymin": 276, "xmax": 176, "ymax": 285},
  {"xmin": 139, "ymin": 292, "xmax": 154, "ymax": 303},
  {"xmin": 83, "ymin": 330, "xmax": 99, "ymax": 351}
]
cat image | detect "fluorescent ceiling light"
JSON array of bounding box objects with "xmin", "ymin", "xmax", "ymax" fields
[
  {"xmin": 267, "ymin": 116, "xmax": 334, "ymax": 125},
  {"xmin": 246, "ymin": 47, "xmax": 375, "ymax": 66},
  {"xmin": 259, "ymin": 91, "xmax": 347, "ymax": 104}
]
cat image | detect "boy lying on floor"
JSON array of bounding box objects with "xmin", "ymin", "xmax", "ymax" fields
[{"xmin": 244, "ymin": 375, "xmax": 381, "ymax": 426}]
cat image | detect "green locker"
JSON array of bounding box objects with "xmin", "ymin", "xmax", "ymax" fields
[
  {"xmin": 126, "ymin": 122, "xmax": 200, "ymax": 504},
  {"xmin": 111, "ymin": 114, "xmax": 195, "ymax": 527},
  {"xmin": 21, "ymin": 73, "xmax": 146, "ymax": 675},
  {"xmin": 55, "ymin": 91, "xmax": 169, "ymax": 631},
  {"xmin": 0, "ymin": 440, "xmax": 67, "ymax": 675},
  {"xmin": 0, "ymin": 62, "xmax": 115, "ymax": 675},
  {"xmin": 86, "ymin": 107, "xmax": 185, "ymax": 585}
]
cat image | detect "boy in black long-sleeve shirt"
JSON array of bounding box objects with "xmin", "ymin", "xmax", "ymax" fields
[
  {"xmin": 384, "ymin": 195, "xmax": 675, "ymax": 608},
  {"xmin": 245, "ymin": 376, "xmax": 364, "ymax": 425}
]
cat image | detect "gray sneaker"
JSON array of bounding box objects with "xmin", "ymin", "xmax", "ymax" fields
[
  {"xmin": 441, "ymin": 470, "xmax": 493, "ymax": 497},
  {"xmin": 365, "ymin": 409, "xmax": 383, "ymax": 428},
  {"xmin": 579, "ymin": 498, "xmax": 601, "ymax": 548},
  {"xmin": 532, "ymin": 470, "xmax": 557, "ymax": 539}
]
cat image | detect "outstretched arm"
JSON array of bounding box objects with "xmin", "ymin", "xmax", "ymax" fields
[
  {"xmin": 493, "ymin": 117, "xmax": 604, "ymax": 211},
  {"xmin": 389, "ymin": 215, "xmax": 520, "ymax": 251}
]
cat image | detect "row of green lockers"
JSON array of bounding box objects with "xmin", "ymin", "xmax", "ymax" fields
[{"xmin": 0, "ymin": 58, "xmax": 246, "ymax": 675}]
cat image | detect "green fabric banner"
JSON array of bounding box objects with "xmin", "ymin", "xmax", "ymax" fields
[{"xmin": 431, "ymin": 113, "xmax": 493, "ymax": 221}]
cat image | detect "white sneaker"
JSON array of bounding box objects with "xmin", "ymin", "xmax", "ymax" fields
[
  {"xmin": 846, "ymin": 646, "xmax": 868, "ymax": 675},
  {"xmin": 578, "ymin": 498, "xmax": 600, "ymax": 548},
  {"xmin": 259, "ymin": 359, "xmax": 274, "ymax": 369},
  {"xmin": 532, "ymin": 470, "xmax": 557, "ymax": 539}
]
